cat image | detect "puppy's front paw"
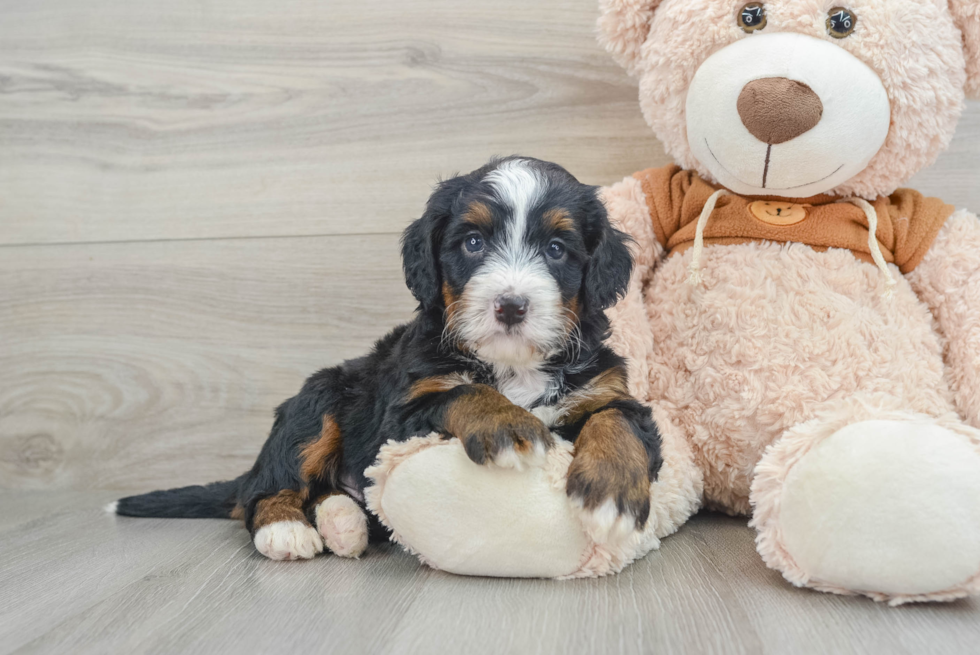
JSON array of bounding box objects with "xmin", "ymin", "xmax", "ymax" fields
[
  {"xmin": 459, "ymin": 405, "xmax": 554, "ymax": 470},
  {"xmin": 566, "ymin": 411, "xmax": 652, "ymax": 545},
  {"xmin": 253, "ymin": 520, "xmax": 324, "ymax": 560}
]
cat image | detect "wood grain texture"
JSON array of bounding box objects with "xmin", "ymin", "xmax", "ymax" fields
[
  {"xmin": 0, "ymin": 234, "xmax": 416, "ymax": 490},
  {"xmin": 0, "ymin": 0, "xmax": 662, "ymax": 246},
  {"xmin": 1, "ymin": 0, "xmax": 977, "ymax": 493},
  {"xmin": 1, "ymin": 493, "xmax": 978, "ymax": 655}
]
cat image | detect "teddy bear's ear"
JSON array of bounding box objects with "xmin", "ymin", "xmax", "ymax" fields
[
  {"xmin": 949, "ymin": 0, "xmax": 980, "ymax": 98},
  {"xmin": 597, "ymin": 0, "xmax": 664, "ymax": 77}
]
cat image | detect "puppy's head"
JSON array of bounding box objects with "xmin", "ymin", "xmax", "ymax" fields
[{"xmin": 402, "ymin": 157, "xmax": 631, "ymax": 367}]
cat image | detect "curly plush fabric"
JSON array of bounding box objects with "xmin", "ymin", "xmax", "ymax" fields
[
  {"xmin": 598, "ymin": 0, "xmax": 970, "ymax": 198},
  {"xmin": 364, "ymin": 415, "xmax": 702, "ymax": 579},
  {"xmin": 908, "ymin": 210, "xmax": 980, "ymax": 429},
  {"xmin": 949, "ymin": 0, "xmax": 980, "ymax": 98}
]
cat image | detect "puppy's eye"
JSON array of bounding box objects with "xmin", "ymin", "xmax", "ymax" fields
[
  {"xmin": 463, "ymin": 233, "xmax": 484, "ymax": 253},
  {"xmin": 545, "ymin": 240, "xmax": 565, "ymax": 260},
  {"xmin": 738, "ymin": 3, "xmax": 767, "ymax": 33},
  {"xmin": 827, "ymin": 7, "xmax": 856, "ymax": 38}
]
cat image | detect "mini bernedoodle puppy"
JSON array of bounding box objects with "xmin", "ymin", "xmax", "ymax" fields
[{"xmin": 114, "ymin": 157, "xmax": 663, "ymax": 561}]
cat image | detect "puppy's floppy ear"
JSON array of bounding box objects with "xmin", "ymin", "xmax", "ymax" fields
[
  {"xmin": 949, "ymin": 0, "xmax": 980, "ymax": 98},
  {"xmin": 597, "ymin": 0, "xmax": 665, "ymax": 77},
  {"xmin": 401, "ymin": 176, "xmax": 466, "ymax": 309},
  {"xmin": 583, "ymin": 192, "xmax": 634, "ymax": 312}
]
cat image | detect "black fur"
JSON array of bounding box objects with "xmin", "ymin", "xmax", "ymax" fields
[
  {"xmin": 116, "ymin": 156, "xmax": 662, "ymax": 555},
  {"xmin": 117, "ymin": 480, "xmax": 241, "ymax": 519}
]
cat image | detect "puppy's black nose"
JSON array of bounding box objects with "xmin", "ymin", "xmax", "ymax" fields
[{"xmin": 494, "ymin": 295, "xmax": 528, "ymax": 326}]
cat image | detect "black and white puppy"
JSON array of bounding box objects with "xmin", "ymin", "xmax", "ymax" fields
[{"xmin": 114, "ymin": 157, "xmax": 662, "ymax": 560}]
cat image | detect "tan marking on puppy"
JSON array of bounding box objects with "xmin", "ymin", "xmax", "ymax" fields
[
  {"xmin": 230, "ymin": 503, "xmax": 245, "ymax": 522},
  {"xmin": 445, "ymin": 384, "xmax": 553, "ymax": 467},
  {"xmin": 557, "ymin": 366, "xmax": 630, "ymax": 426},
  {"xmin": 544, "ymin": 207, "xmax": 574, "ymax": 232},
  {"xmin": 299, "ymin": 415, "xmax": 343, "ymax": 485},
  {"xmin": 442, "ymin": 280, "xmax": 465, "ymax": 337},
  {"xmin": 565, "ymin": 295, "xmax": 580, "ymax": 317},
  {"xmin": 463, "ymin": 200, "xmax": 493, "ymax": 228},
  {"xmin": 406, "ymin": 372, "xmax": 473, "ymax": 402},
  {"xmin": 561, "ymin": 294, "xmax": 581, "ymax": 340},
  {"xmin": 253, "ymin": 489, "xmax": 309, "ymax": 530},
  {"xmin": 567, "ymin": 409, "xmax": 650, "ymax": 531}
]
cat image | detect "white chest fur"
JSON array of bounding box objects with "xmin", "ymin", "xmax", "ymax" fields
[{"xmin": 495, "ymin": 365, "xmax": 551, "ymax": 410}]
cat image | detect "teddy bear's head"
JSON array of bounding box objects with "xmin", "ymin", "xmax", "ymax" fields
[{"xmin": 599, "ymin": 0, "xmax": 980, "ymax": 199}]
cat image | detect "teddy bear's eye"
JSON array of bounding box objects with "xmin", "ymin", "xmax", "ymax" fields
[
  {"xmin": 826, "ymin": 7, "xmax": 857, "ymax": 38},
  {"xmin": 738, "ymin": 3, "xmax": 767, "ymax": 33}
]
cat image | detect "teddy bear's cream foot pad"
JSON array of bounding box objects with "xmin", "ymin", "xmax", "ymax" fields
[
  {"xmin": 755, "ymin": 416, "xmax": 980, "ymax": 604},
  {"xmin": 364, "ymin": 434, "xmax": 668, "ymax": 578}
]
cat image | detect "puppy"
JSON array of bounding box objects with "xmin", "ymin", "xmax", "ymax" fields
[{"xmin": 113, "ymin": 157, "xmax": 663, "ymax": 560}]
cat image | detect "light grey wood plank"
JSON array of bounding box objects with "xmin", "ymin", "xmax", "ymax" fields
[
  {"xmin": 380, "ymin": 521, "xmax": 764, "ymax": 655},
  {"xmin": 2, "ymin": 0, "xmax": 976, "ymax": 247},
  {"xmin": 685, "ymin": 514, "xmax": 980, "ymax": 655},
  {"xmin": 2, "ymin": 495, "xmax": 978, "ymax": 655},
  {"xmin": 0, "ymin": 0, "xmax": 661, "ymax": 246},
  {"xmin": 908, "ymin": 100, "xmax": 980, "ymax": 210},
  {"xmin": 4, "ymin": 494, "xmax": 427, "ymax": 655},
  {"xmin": 0, "ymin": 234, "xmax": 416, "ymax": 491}
]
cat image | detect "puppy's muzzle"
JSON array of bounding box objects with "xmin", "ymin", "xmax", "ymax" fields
[{"xmin": 493, "ymin": 295, "xmax": 528, "ymax": 326}]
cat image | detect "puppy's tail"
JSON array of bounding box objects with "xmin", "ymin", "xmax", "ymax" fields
[{"xmin": 110, "ymin": 476, "xmax": 245, "ymax": 519}]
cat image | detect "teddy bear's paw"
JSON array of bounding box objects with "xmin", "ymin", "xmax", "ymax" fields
[
  {"xmin": 459, "ymin": 404, "xmax": 554, "ymax": 471},
  {"xmin": 253, "ymin": 520, "xmax": 324, "ymax": 561},
  {"xmin": 771, "ymin": 419, "xmax": 980, "ymax": 600},
  {"xmin": 315, "ymin": 494, "xmax": 369, "ymax": 558}
]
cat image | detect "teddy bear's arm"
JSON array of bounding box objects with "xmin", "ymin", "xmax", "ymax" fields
[
  {"xmin": 907, "ymin": 209, "xmax": 980, "ymax": 428},
  {"xmin": 601, "ymin": 177, "xmax": 664, "ymax": 401}
]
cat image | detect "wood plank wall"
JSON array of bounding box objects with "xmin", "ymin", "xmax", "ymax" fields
[{"xmin": 2, "ymin": 0, "xmax": 978, "ymax": 490}]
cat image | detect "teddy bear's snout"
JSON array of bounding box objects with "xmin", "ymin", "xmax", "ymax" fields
[{"xmin": 737, "ymin": 77, "xmax": 824, "ymax": 145}]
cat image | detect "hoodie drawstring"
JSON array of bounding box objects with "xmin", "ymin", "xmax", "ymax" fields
[
  {"xmin": 836, "ymin": 197, "xmax": 897, "ymax": 297},
  {"xmin": 687, "ymin": 188, "xmax": 730, "ymax": 286},
  {"xmin": 687, "ymin": 190, "xmax": 896, "ymax": 298}
]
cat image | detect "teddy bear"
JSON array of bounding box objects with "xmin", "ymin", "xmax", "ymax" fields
[
  {"xmin": 363, "ymin": 0, "xmax": 980, "ymax": 603},
  {"xmin": 594, "ymin": 0, "xmax": 980, "ymax": 604}
]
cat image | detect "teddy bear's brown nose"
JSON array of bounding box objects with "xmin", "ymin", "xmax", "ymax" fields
[{"xmin": 737, "ymin": 77, "xmax": 824, "ymax": 145}]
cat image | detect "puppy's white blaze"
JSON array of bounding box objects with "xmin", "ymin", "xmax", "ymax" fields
[
  {"xmin": 485, "ymin": 158, "xmax": 546, "ymax": 255},
  {"xmin": 459, "ymin": 159, "xmax": 567, "ymax": 404},
  {"xmin": 254, "ymin": 520, "xmax": 324, "ymax": 561}
]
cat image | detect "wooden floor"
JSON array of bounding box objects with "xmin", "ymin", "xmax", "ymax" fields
[
  {"xmin": 0, "ymin": 492, "xmax": 977, "ymax": 655},
  {"xmin": 2, "ymin": 0, "xmax": 980, "ymax": 653}
]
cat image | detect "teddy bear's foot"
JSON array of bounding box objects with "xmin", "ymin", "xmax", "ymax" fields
[
  {"xmin": 752, "ymin": 411, "xmax": 980, "ymax": 604},
  {"xmin": 314, "ymin": 494, "xmax": 369, "ymax": 558}
]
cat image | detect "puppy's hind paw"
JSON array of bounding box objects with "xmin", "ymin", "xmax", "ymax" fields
[
  {"xmin": 315, "ymin": 495, "xmax": 369, "ymax": 559},
  {"xmin": 254, "ymin": 520, "xmax": 324, "ymax": 560}
]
